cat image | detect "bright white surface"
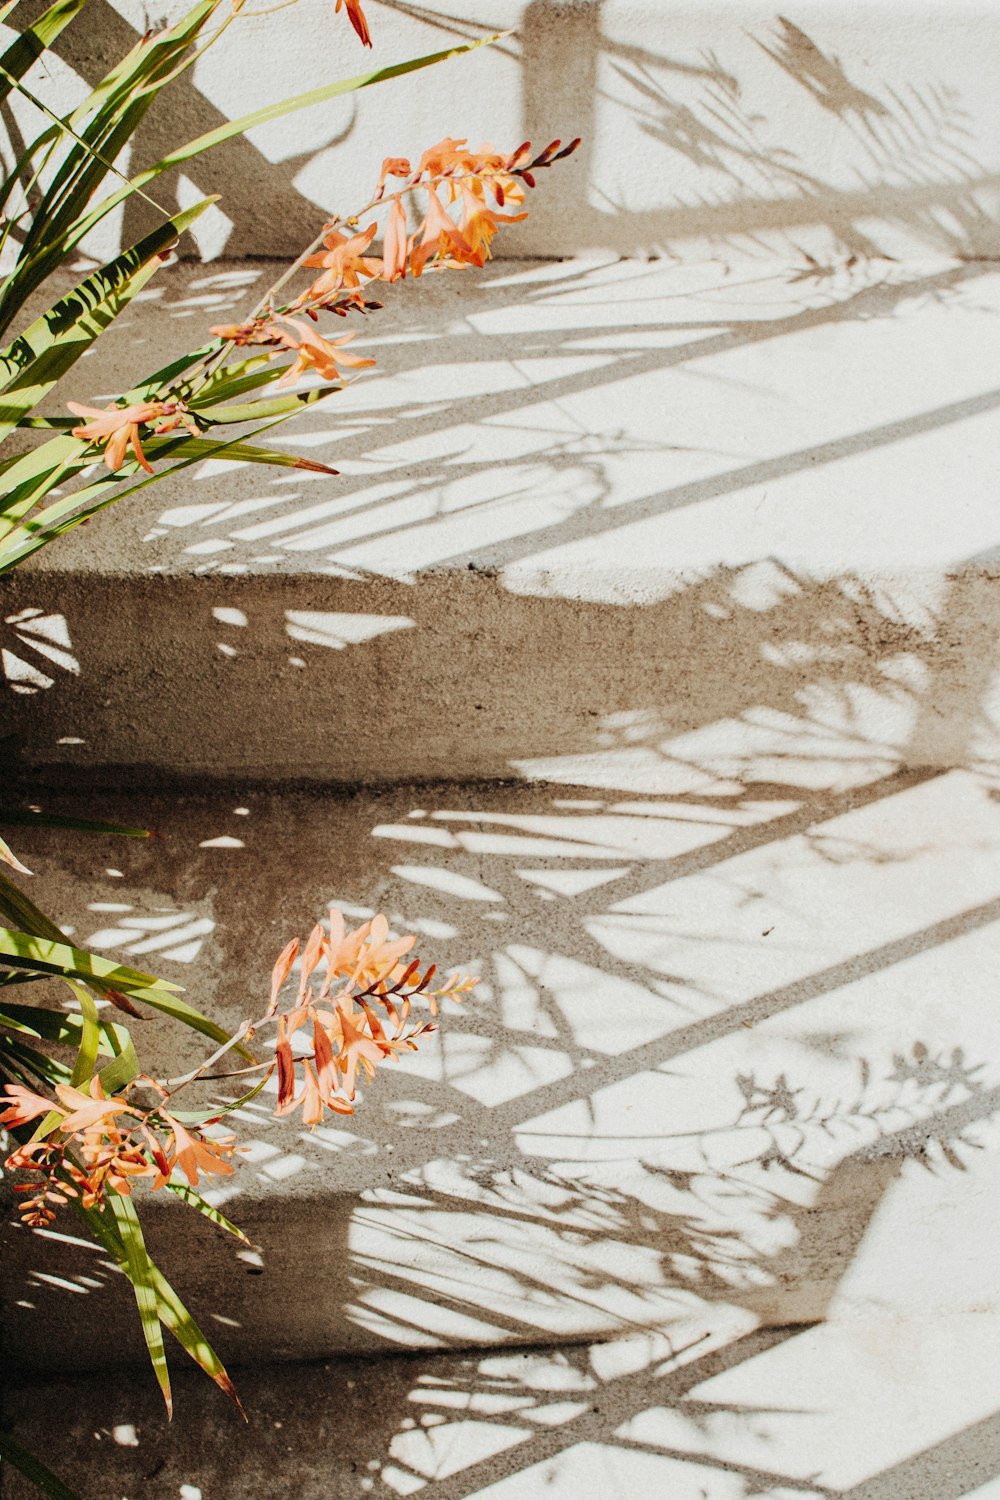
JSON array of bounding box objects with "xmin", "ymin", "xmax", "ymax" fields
[{"xmin": 5, "ymin": 1, "xmax": 1000, "ymax": 261}]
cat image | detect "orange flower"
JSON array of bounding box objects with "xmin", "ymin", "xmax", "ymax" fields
[
  {"xmin": 334, "ymin": 1005, "xmax": 385, "ymax": 1099},
  {"xmin": 458, "ymin": 186, "xmax": 528, "ymax": 261},
  {"xmin": 347, "ymin": 913, "xmax": 416, "ymax": 988},
  {"xmin": 300, "ymin": 222, "xmax": 382, "ymax": 301},
  {"xmin": 324, "ymin": 907, "xmax": 375, "ymax": 985},
  {"xmin": 54, "ymin": 1077, "xmax": 136, "ymax": 1133},
  {"xmin": 208, "ymin": 319, "xmax": 284, "ymax": 347},
  {"xmin": 154, "ymin": 1115, "xmax": 236, "ymax": 1189},
  {"xmin": 268, "ymin": 935, "xmax": 300, "ymax": 1017},
  {"xmin": 297, "ymin": 920, "xmax": 326, "ymax": 1000},
  {"xmin": 75, "ymin": 1130, "xmax": 157, "ymax": 1206},
  {"xmin": 410, "ymin": 191, "xmax": 477, "ymax": 276},
  {"xmin": 264, "ymin": 909, "xmax": 475, "ymax": 1125},
  {"xmin": 275, "ymin": 1014, "xmax": 298, "ymax": 1110},
  {"xmin": 382, "ymin": 195, "xmax": 411, "ymax": 281},
  {"xmin": 271, "ymin": 318, "xmax": 375, "ymax": 387},
  {"xmin": 377, "ymin": 158, "xmax": 411, "ymax": 197},
  {"xmin": 68, "ymin": 400, "xmax": 170, "ymax": 474},
  {"xmin": 416, "ymin": 137, "xmax": 478, "ymax": 178},
  {"xmin": 335, "ymin": 0, "xmax": 371, "ymax": 46},
  {"xmin": 0, "ymin": 1085, "xmax": 53, "ymax": 1127},
  {"xmin": 297, "ymin": 1058, "xmax": 325, "ymax": 1125},
  {"xmin": 67, "ymin": 398, "xmax": 198, "ymax": 473}
]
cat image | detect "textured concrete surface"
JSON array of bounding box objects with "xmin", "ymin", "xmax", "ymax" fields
[
  {"xmin": 5, "ymin": 4, "xmax": 1000, "ymax": 1491},
  {"xmin": 3, "ymin": 765, "xmax": 1000, "ymax": 1372},
  {"xmin": 7, "ymin": 253, "xmax": 1000, "ymax": 781},
  {"xmin": 7, "ymin": 1310, "xmax": 1000, "ymax": 1498},
  {"xmin": 4, "ymin": 1, "xmax": 1000, "ymax": 263}
]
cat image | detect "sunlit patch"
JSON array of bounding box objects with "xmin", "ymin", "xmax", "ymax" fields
[
  {"xmin": 403, "ymin": 1030, "xmax": 573, "ymax": 1105},
  {"xmin": 516, "ymin": 866, "xmax": 630, "ymax": 896},
  {"xmin": 85, "ymin": 903, "xmax": 215, "ymax": 965},
  {"xmin": 284, "ymin": 609, "xmax": 415, "ymax": 649},
  {"xmin": 392, "ymin": 865, "xmax": 502, "ymax": 903},
  {"xmin": 2, "ymin": 609, "xmax": 79, "ymax": 694}
]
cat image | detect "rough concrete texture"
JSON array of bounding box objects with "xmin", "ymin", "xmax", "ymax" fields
[
  {"xmin": 7, "ymin": 1312, "xmax": 1000, "ymax": 1499},
  {"xmin": 1, "ymin": 768, "xmax": 1000, "ymax": 1356},
  {"xmin": 7, "ymin": 253, "xmax": 1000, "ymax": 781},
  {"xmin": 4, "ymin": 1, "xmax": 1000, "ymax": 264},
  {"xmin": 5, "ymin": 2, "xmax": 1000, "ymax": 1491},
  {"xmin": 2, "ymin": 762, "xmax": 1000, "ymax": 1493}
]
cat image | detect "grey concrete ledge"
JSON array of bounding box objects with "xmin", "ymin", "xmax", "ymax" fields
[
  {"xmin": 6, "ymin": 254, "xmax": 1000, "ymax": 783},
  {"xmin": 3, "ymin": 767, "xmax": 1000, "ymax": 1379}
]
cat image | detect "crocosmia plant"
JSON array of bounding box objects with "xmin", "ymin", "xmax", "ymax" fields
[
  {"xmin": 0, "ymin": 0, "xmax": 576, "ymax": 1490},
  {"xmin": 1, "ymin": 907, "xmax": 477, "ymax": 1418}
]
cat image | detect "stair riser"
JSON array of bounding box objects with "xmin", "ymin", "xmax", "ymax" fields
[{"xmin": 5, "ymin": 567, "xmax": 1000, "ymax": 785}]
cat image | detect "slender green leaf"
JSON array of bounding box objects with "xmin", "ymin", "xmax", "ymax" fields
[
  {"xmin": 0, "ymin": 1000, "xmax": 86, "ymax": 1037},
  {"xmin": 0, "ymin": 1032, "xmax": 68, "ymax": 1085},
  {"xmin": 0, "ymin": 927, "xmax": 184, "ymax": 992},
  {"xmin": 197, "ymin": 382, "xmax": 343, "ymax": 425},
  {"xmin": 0, "ymin": 870, "xmax": 148, "ymax": 1014},
  {"xmin": 165, "ymin": 1181, "xmax": 253, "ymax": 1245},
  {"xmin": 6, "ymin": 0, "xmax": 222, "ymax": 316},
  {"xmin": 0, "ymin": 406, "xmax": 324, "ymax": 570},
  {"xmin": 0, "ymin": 196, "xmax": 215, "ymax": 439},
  {"xmin": 0, "ymin": 866, "xmax": 77, "ymax": 943},
  {"xmin": 0, "ymin": 1433, "xmax": 80, "ymax": 1500},
  {"xmin": 137, "ymin": 432, "xmax": 338, "ymax": 471},
  {"xmin": 177, "ymin": 352, "xmax": 277, "ymax": 405},
  {"xmin": 46, "ymin": 34, "xmax": 502, "ymax": 261},
  {"xmin": 0, "ymin": 435, "xmax": 89, "ymax": 529},
  {"xmin": 0, "ymin": 809, "xmax": 151, "ymax": 837},
  {"xmin": 10, "ymin": 415, "xmax": 75, "ymax": 429},
  {"xmin": 0, "ymin": 933, "xmax": 239, "ymax": 1050},
  {"xmin": 108, "ymin": 1190, "xmax": 172, "ymax": 1415},
  {"xmin": 124, "ymin": 342, "xmax": 218, "ymax": 402},
  {"xmin": 168, "ymin": 1067, "xmax": 270, "ymax": 1122},
  {"xmin": 0, "ymin": 0, "xmax": 89, "ymax": 109},
  {"xmin": 0, "ymin": 1001, "xmax": 139, "ymax": 1089},
  {"xmin": 0, "ymin": 998, "xmax": 110, "ymax": 1042},
  {"xmin": 76, "ymin": 1195, "xmax": 243, "ymax": 1412},
  {"xmin": 97, "ymin": 1034, "xmax": 140, "ymax": 1093},
  {"xmin": 66, "ymin": 978, "xmax": 99, "ymax": 1086}
]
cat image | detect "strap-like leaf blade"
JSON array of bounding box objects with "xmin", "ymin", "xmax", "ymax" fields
[
  {"xmin": 0, "ymin": 1433, "xmax": 80, "ymax": 1500},
  {"xmin": 0, "ymin": 928, "xmax": 183, "ymax": 991},
  {"xmin": 108, "ymin": 1191, "xmax": 172, "ymax": 1416},
  {"xmin": 0, "ymin": 0, "xmax": 89, "ymax": 109},
  {"xmin": 0, "ymin": 196, "xmax": 215, "ymax": 435},
  {"xmin": 42, "ymin": 34, "xmax": 501, "ymax": 259}
]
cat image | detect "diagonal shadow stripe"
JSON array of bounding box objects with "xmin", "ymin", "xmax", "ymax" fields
[
  {"xmin": 441, "ymin": 377, "xmax": 1000, "ymax": 571},
  {"xmin": 503, "ymin": 893, "xmax": 1000, "ymax": 1138},
  {"xmin": 8, "ymin": 0, "xmax": 342, "ymax": 254}
]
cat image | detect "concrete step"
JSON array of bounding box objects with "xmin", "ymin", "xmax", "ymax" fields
[
  {"xmin": 7, "ymin": 251, "xmax": 1000, "ymax": 783},
  {"xmin": 10, "ymin": 1, "xmax": 1000, "ymax": 264},
  {"xmin": 7, "ymin": 1306, "xmax": 1000, "ymax": 1499},
  {"xmin": 3, "ymin": 765, "xmax": 1000, "ymax": 1380}
]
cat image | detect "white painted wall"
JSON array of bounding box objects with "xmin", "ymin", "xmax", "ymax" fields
[{"xmin": 4, "ymin": 0, "xmax": 1000, "ymax": 262}]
